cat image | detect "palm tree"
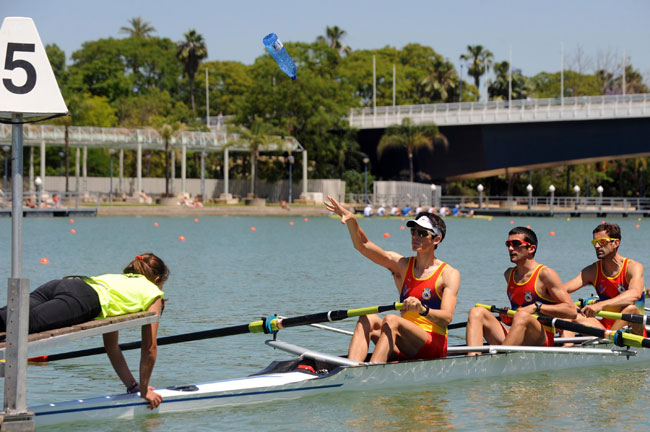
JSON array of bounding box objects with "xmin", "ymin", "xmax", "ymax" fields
[
  {"xmin": 119, "ymin": 17, "xmax": 156, "ymax": 38},
  {"xmin": 177, "ymin": 30, "xmax": 208, "ymax": 112},
  {"xmin": 460, "ymin": 45, "xmax": 493, "ymax": 94},
  {"xmin": 377, "ymin": 118, "xmax": 448, "ymax": 183},
  {"xmin": 316, "ymin": 25, "xmax": 351, "ymax": 56},
  {"xmin": 419, "ymin": 60, "xmax": 458, "ymax": 102},
  {"xmin": 228, "ymin": 117, "xmax": 287, "ymax": 197}
]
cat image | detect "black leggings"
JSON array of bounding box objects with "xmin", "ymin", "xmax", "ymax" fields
[{"xmin": 0, "ymin": 278, "xmax": 101, "ymax": 334}]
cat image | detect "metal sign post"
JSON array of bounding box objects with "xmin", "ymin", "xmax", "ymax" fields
[{"xmin": 0, "ymin": 17, "xmax": 69, "ymax": 431}]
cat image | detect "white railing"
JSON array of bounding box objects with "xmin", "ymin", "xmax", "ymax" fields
[{"xmin": 349, "ymin": 93, "xmax": 650, "ymax": 128}]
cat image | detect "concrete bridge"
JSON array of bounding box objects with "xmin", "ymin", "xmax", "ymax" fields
[{"xmin": 350, "ymin": 94, "xmax": 650, "ymax": 180}]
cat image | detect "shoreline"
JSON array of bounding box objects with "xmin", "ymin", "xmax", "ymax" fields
[{"xmin": 96, "ymin": 203, "xmax": 331, "ymax": 217}]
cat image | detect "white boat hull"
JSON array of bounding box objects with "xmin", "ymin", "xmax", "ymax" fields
[{"xmin": 32, "ymin": 342, "xmax": 650, "ymax": 426}]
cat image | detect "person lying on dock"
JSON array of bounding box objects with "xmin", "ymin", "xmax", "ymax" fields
[
  {"xmin": 0, "ymin": 253, "xmax": 169, "ymax": 409},
  {"xmin": 465, "ymin": 227, "xmax": 576, "ymax": 355},
  {"xmin": 325, "ymin": 196, "xmax": 460, "ymax": 363},
  {"xmin": 563, "ymin": 223, "xmax": 646, "ymax": 336}
]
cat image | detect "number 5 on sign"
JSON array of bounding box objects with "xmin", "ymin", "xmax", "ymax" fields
[{"xmin": 0, "ymin": 17, "xmax": 67, "ymax": 118}]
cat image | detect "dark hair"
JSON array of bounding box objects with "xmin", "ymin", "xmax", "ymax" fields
[
  {"xmin": 508, "ymin": 226, "xmax": 538, "ymax": 256},
  {"xmin": 123, "ymin": 253, "xmax": 169, "ymax": 288},
  {"xmin": 593, "ymin": 223, "xmax": 621, "ymax": 240},
  {"xmin": 415, "ymin": 211, "xmax": 446, "ymax": 243}
]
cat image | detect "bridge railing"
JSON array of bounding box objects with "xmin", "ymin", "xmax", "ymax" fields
[{"xmin": 349, "ymin": 93, "xmax": 650, "ymax": 128}]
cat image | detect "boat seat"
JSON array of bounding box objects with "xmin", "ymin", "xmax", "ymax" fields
[{"xmin": 0, "ymin": 311, "xmax": 159, "ymax": 356}]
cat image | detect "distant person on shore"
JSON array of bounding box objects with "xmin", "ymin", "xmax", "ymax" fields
[
  {"xmin": 325, "ymin": 195, "xmax": 460, "ymax": 362},
  {"xmin": 363, "ymin": 204, "xmax": 374, "ymax": 217},
  {"xmin": 390, "ymin": 205, "xmax": 401, "ymax": 216},
  {"xmin": 428, "ymin": 206, "xmax": 439, "ymax": 215},
  {"xmin": 377, "ymin": 205, "xmax": 386, "ymax": 217},
  {"xmin": 563, "ymin": 223, "xmax": 646, "ymax": 335},
  {"xmin": 52, "ymin": 193, "xmax": 62, "ymax": 208},
  {"xmin": 281, "ymin": 199, "xmax": 290, "ymax": 210},
  {"xmin": 439, "ymin": 206, "xmax": 450, "ymax": 217},
  {"xmin": 139, "ymin": 190, "xmax": 152, "ymax": 205},
  {"xmin": 465, "ymin": 227, "xmax": 576, "ymax": 355},
  {"xmin": 402, "ymin": 204, "xmax": 412, "ymax": 216}
]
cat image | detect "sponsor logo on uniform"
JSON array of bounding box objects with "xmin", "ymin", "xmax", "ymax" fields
[
  {"xmin": 618, "ymin": 284, "xmax": 626, "ymax": 294},
  {"xmin": 422, "ymin": 288, "xmax": 432, "ymax": 300},
  {"xmin": 524, "ymin": 292, "xmax": 533, "ymax": 303}
]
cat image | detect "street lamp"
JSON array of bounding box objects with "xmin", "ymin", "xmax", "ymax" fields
[
  {"xmin": 35, "ymin": 176, "xmax": 42, "ymax": 208},
  {"xmin": 109, "ymin": 149, "xmax": 115, "ymax": 204},
  {"xmin": 573, "ymin": 185, "xmax": 580, "ymax": 210},
  {"xmin": 526, "ymin": 184, "xmax": 533, "ymax": 210},
  {"xmin": 477, "ymin": 184, "xmax": 484, "ymax": 209},
  {"xmin": 59, "ymin": 151, "xmax": 65, "ymax": 176},
  {"xmin": 363, "ymin": 157, "xmax": 370, "ymax": 204},
  {"xmin": 2, "ymin": 145, "xmax": 9, "ymax": 193},
  {"xmin": 287, "ymin": 155, "xmax": 295, "ymax": 204},
  {"xmin": 548, "ymin": 184, "xmax": 556, "ymax": 214},
  {"xmin": 597, "ymin": 185, "xmax": 604, "ymax": 211},
  {"xmin": 201, "ymin": 151, "xmax": 207, "ymax": 203},
  {"xmin": 459, "ymin": 64, "xmax": 463, "ymax": 103}
]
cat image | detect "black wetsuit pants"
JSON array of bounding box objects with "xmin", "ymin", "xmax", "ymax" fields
[{"xmin": 0, "ymin": 278, "xmax": 101, "ymax": 334}]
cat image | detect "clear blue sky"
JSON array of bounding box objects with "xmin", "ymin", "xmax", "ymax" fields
[{"xmin": 4, "ymin": 0, "xmax": 650, "ymax": 81}]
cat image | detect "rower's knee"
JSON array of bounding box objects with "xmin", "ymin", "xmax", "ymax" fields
[
  {"xmin": 621, "ymin": 304, "xmax": 640, "ymax": 315},
  {"xmin": 380, "ymin": 314, "xmax": 400, "ymax": 330},
  {"xmin": 468, "ymin": 306, "xmax": 489, "ymax": 324},
  {"xmin": 511, "ymin": 310, "xmax": 535, "ymax": 327}
]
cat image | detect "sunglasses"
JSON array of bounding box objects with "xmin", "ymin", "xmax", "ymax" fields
[
  {"xmin": 505, "ymin": 240, "xmax": 532, "ymax": 248},
  {"xmin": 410, "ymin": 228, "xmax": 432, "ymax": 238},
  {"xmin": 591, "ymin": 238, "xmax": 617, "ymax": 247}
]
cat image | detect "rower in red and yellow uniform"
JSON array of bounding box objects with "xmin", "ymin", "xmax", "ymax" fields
[
  {"xmin": 564, "ymin": 223, "xmax": 646, "ymax": 335},
  {"xmin": 325, "ymin": 196, "xmax": 460, "ymax": 363},
  {"xmin": 465, "ymin": 227, "xmax": 577, "ymax": 355}
]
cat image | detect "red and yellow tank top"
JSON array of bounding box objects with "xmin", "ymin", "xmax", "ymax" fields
[
  {"xmin": 507, "ymin": 265, "xmax": 556, "ymax": 334},
  {"xmin": 399, "ymin": 257, "xmax": 447, "ymax": 336},
  {"xmin": 594, "ymin": 258, "xmax": 645, "ymax": 322}
]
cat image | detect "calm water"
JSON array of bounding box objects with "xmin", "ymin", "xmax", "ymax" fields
[{"xmin": 0, "ymin": 214, "xmax": 649, "ymax": 431}]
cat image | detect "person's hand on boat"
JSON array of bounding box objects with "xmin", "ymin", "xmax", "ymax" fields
[
  {"xmin": 324, "ymin": 195, "xmax": 355, "ymax": 225},
  {"xmin": 142, "ymin": 387, "xmax": 162, "ymax": 410}
]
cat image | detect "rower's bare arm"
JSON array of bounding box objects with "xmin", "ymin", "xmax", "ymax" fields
[
  {"xmin": 563, "ymin": 264, "xmax": 596, "ymax": 294},
  {"xmin": 429, "ymin": 266, "xmax": 460, "ymax": 328},
  {"xmin": 140, "ymin": 298, "xmax": 162, "ymax": 408},
  {"xmin": 325, "ymin": 195, "xmax": 404, "ymax": 275},
  {"xmin": 596, "ymin": 260, "xmax": 645, "ymax": 309},
  {"xmin": 102, "ymin": 331, "xmax": 136, "ymax": 390},
  {"xmin": 540, "ymin": 267, "xmax": 578, "ymax": 319}
]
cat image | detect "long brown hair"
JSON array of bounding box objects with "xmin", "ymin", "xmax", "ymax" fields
[{"xmin": 123, "ymin": 253, "xmax": 169, "ymax": 288}]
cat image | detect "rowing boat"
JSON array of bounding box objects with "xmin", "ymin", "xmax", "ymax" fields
[{"xmin": 31, "ymin": 336, "xmax": 650, "ymax": 426}]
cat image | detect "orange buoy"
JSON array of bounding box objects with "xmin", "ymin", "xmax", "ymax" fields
[
  {"xmin": 509, "ymin": 220, "xmax": 514, "ymax": 225},
  {"xmin": 194, "ymin": 218, "xmax": 199, "ymax": 222},
  {"xmin": 289, "ymin": 221, "xmax": 294, "ymax": 226},
  {"xmin": 384, "ymin": 233, "xmax": 390, "ymax": 238},
  {"xmin": 178, "ymin": 236, "xmax": 186, "ymax": 242},
  {"xmin": 601, "ymin": 220, "xmax": 606, "ymax": 224},
  {"xmin": 251, "ymin": 227, "xmax": 256, "ymax": 232},
  {"xmin": 400, "ymin": 226, "xmax": 405, "ymax": 230},
  {"xmin": 40, "ymin": 258, "xmax": 49, "ymax": 264},
  {"xmin": 636, "ymin": 224, "xmax": 640, "ymax": 228},
  {"xmin": 154, "ymin": 222, "xmax": 159, "ymax": 227},
  {"xmin": 69, "ymin": 218, "xmax": 75, "ymax": 223},
  {"xmin": 549, "ymin": 231, "xmax": 556, "ymax": 236},
  {"xmin": 401, "ymin": 217, "xmax": 405, "ymax": 221},
  {"xmin": 70, "ymin": 228, "xmax": 76, "ymax": 234},
  {"xmin": 304, "ymin": 218, "xmax": 309, "ymax": 222},
  {"xmin": 526, "ymin": 225, "xmax": 531, "ymax": 229}
]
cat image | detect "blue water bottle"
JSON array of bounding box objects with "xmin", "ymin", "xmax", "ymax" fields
[{"xmin": 263, "ymin": 33, "xmax": 297, "ymax": 80}]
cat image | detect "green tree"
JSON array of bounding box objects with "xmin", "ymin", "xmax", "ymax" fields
[
  {"xmin": 459, "ymin": 45, "xmax": 493, "ymax": 95},
  {"xmin": 228, "ymin": 116, "xmax": 287, "ymax": 197},
  {"xmin": 119, "ymin": 17, "xmax": 156, "ymax": 38},
  {"xmin": 198, "ymin": 60, "xmax": 252, "ymax": 118},
  {"xmin": 418, "ymin": 59, "xmax": 459, "ymax": 102},
  {"xmin": 377, "ymin": 117, "xmax": 448, "ymax": 183},
  {"xmin": 316, "ymin": 25, "xmax": 351, "ymax": 56},
  {"xmin": 152, "ymin": 116, "xmax": 185, "ymax": 196},
  {"xmin": 46, "ymin": 43, "xmax": 66, "ymax": 84},
  {"xmin": 488, "ymin": 61, "xmax": 529, "ymax": 100},
  {"xmin": 177, "ymin": 29, "xmax": 208, "ymax": 111}
]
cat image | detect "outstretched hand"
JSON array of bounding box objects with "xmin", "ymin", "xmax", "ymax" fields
[
  {"xmin": 143, "ymin": 387, "xmax": 162, "ymax": 410},
  {"xmin": 324, "ymin": 195, "xmax": 355, "ymax": 224}
]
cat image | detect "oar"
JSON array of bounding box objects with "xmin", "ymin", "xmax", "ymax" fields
[
  {"xmin": 476, "ymin": 303, "xmax": 650, "ymax": 349},
  {"xmin": 28, "ymin": 302, "xmax": 405, "ymax": 363}
]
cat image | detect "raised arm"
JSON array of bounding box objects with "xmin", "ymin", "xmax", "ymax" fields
[
  {"xmin": 325, "ymin": 195, "xmax": 404, "ymax": 275},
  {"xmin": 139, "ymin": 297, "xmax": 163, "ymax": 409}
]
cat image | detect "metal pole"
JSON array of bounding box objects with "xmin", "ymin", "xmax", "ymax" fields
[
  {"xmin": 181, "ymin": 143, "xmax": 186, "ymax": 195},
  {"xmin": 302, "ymin": 151, "xmax": 308, "ymax": 197},
  {"xmin": 459, "ymin": 64, "xmax": 463, "ymax": 103},
  {"xmin": 40, "ymin": 137, "xmax": 46, "ymax": 192},
  {"xmin": 3, "ymin": 147, "xmax": 8, "ymax": 193},
  {"xmin": 560, "ymin": 42, "xmax": 564, "ymax": 106},
  {"xmin": 372, "ymin": 55, "xmax": 376, "ymax": 115},
  {"xmin": 200, "ymin": 152, "xmax": 206, "ymax": 202},
  {"xmin": 224, "ymin": 147, "xmax": 229, "ymax": 198},
  {"xmin": 118, "ymin": 149, "xmax": 123, "ymax": 195},
  {"xmin": 109, "ymin": 149, "xmax": 114, "ymax": 204},
  {"xmin": 508, "ymin": 45, "xmax": 512, "ymax": 105},
  {"xmin": 136, "ymin": 143, "xmax": 142, "ymax": 196},
  {"xmin": 622, "ymin": 49, "xmax": 626, "ymax": 95},
  {"xmin": 289, "ymin": 162, "xmax": 293, "ymax": 203},
  {"xmin": 392, "ymin": 64, "xmax": 396, "ymax": 107},
  {"xmin": 364, "ymin": 164, "xmax": 368, "ymax": 203},
  {"xmin": 205, "ymin": 68, "xmax": 210, "ymax": 127}
]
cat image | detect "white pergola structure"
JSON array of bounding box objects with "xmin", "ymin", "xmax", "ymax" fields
[{"xmin": 0, "ymin": 124, "xmax": 307, "ymax": 198}]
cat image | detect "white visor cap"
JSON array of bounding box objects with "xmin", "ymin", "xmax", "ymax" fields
[{"xmin": 406, "ymin": 215, "xmax": 442, "ymax": 237}]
